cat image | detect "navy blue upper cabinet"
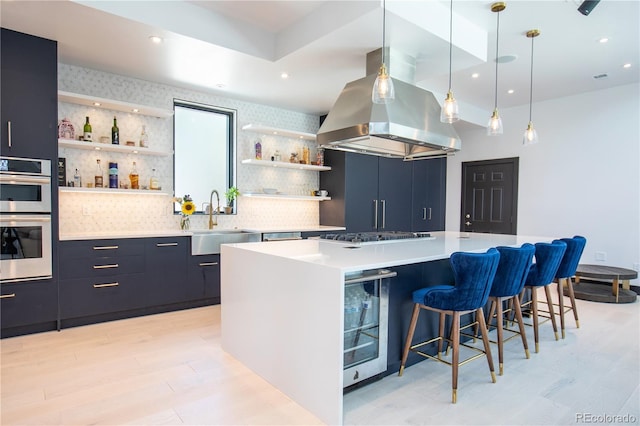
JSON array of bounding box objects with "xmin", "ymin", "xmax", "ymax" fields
[
  {"xmin": 1, "ymin": 28, "xmax": 58, "ymax": 160},
  {"xmin": 411, "ymin": 158, "xmax": 446, "ymax": 232},
  {"xmin": 320, "ymin": 150, "xmax": 412, "ymax": 232}
]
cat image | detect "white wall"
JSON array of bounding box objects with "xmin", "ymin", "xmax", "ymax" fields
[{"xmin": 445, "ymin": 83, "xmax": 640, "ymax": 277}]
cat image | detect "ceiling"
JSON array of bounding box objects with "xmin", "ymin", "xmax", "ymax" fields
[{"xmin": 1, "ymin": 0, "xmax": 638, "ymax": 125}]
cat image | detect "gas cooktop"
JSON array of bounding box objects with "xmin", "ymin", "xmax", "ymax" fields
[{"xmin": 320, "ymin": 231, "xmax": 434, "ymax": 244}]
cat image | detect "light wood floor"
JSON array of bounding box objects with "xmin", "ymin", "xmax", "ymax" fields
[{"xmin": 1, "ymin": 293, "xmax": 638, "ymax": 425}]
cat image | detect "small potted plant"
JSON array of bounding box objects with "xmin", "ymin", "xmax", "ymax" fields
[{"xmin": 224, "ymin": 186, "xmax": 239, "ymax": 214}]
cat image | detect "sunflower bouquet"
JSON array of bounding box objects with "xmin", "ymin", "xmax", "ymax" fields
[{"xmin": 174, "ymin": 194, "xmax": 195, "ymax": 230}]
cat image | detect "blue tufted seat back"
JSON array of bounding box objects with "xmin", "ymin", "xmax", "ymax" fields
[
  {"xmin": 554, "ymin": 235, "xmax": 587, "ymax": 280},
  {"xmin": 490, "ymin": 243, "xmax": 535, "ymax": 298},
  {"xmin": 525, "ymin": 241, "xmax": 567, "ymax": 287},
  {"xmin": 414, "ymin": 248, "xmax": 500, "ymax": 311}
]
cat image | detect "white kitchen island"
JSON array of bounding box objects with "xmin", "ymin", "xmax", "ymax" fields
[{"xmin": 221, "ymin": 231, "xmax": 552, "ymax": 425}]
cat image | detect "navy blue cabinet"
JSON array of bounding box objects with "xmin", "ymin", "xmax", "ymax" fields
[
  {"xmin": 59, "ymin": 239, "xmax": 147, "ymax": 319},
  {"xmin": 1, "ymin": 28, "xmax": 58, "ymax": 160},
  {"xmin": 0, "ymin": 280, "xmax": 57, "ymax": 336},
  {"xmin": 188, "ymin": 254, "xmax": 221, "ymax": 302},
  {"xmin": 320, "ymin": 150, "xmax": 412, "ymax": 232},
  {"xmin": 411, "ymin": 158, "xmax": 446, "ymax": 231},
  {"xmin": 145, "ymin": 237, "xmax": 189, "ymax": 305},
  {"xmin": 0, "ymin": 29, "xmax": 59, "ymax": 338},
  {"xmin": 57, "ymin": 237, "xmax": 217, "ymax": 328}
]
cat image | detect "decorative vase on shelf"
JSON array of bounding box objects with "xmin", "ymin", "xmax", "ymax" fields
[
  {"xmin": 180, "ymin": 216, "xmax": 190, "ymax": 230},
  {"xmin": 58, "ymin": 118, "xmax": 75, "ymax": 139}
]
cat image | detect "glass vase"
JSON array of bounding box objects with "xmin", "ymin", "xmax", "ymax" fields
[{"xmin": 180, "ymin": 216, "xmax": 190, "ymax": 230}]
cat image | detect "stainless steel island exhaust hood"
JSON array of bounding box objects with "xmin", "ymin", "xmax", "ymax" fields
[{"xmin": 317, "ymin": 50, "xmax": 461, "ymax": 160}]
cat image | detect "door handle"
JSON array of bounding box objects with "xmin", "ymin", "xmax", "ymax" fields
[
  {"xmin": 422, "ymin": 208, "xmax": 427, "ymax": 220},
  {"xmin": 465, "ymin": 221, "xmax": 472, "ymax": 226},
  {"xmin": 7, "ymin": 121, "xmax": 11, "ymax": 148},
  {"xmin": 465, "ymin": 213, "xmax": 470, "ymax": 219},
  {"xmin": 427, "ymin": 208, "xmax": 432, "ymax": 221},
  {"xmin": 373, "ymin": 199, "xmax": 379, "ymax": 229},
  {"xmin": 380, "ymin": 200, "xmax": 386, "ymax": 229}
]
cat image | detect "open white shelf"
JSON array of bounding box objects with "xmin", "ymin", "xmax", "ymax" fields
[
  {"xmin": 58, "ymin": 90, "xmax": 173, "ymax": 118},
  {"xmin": 241, "ymin": 193, "xmax": 330, "ymax": 201},
  {"xmin": 59, "ymin": 138, "xmax": 173, "ymax": 157},
  {"xmin": 59, "ymin": 187, "xmax": 170, "ymax": 196},
  {"xmin": 241, "ymin": 158, "xmax": 330, "ymax": 171},
  {"xmin": 242, "ymin": 124, "xmax": 316, "ymax": 141}
]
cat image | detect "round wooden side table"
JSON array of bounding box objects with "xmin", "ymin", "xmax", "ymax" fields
[{"xmin": 574, "ymin": 264, "xmax": 638, "ymax": 303}]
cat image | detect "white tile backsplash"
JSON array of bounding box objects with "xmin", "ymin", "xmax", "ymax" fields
[{"xmin": 58, "ymin": 64, "xmax": 323, "ymax": 236}]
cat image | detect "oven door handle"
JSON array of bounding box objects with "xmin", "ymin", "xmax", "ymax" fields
[
  {"xmin": 0, "ymin": 215, "xmax": 52, "ymax": 223},
  {"xmin": 0, "ymin": 174, "xmax": 51, "ymax": 185}
]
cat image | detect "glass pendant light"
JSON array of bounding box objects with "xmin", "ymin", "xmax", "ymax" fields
[
  {"xmin": 487, "ymin": 2, "xmax": 506, "ymax": 136},
  {"xmin": 441, "ymin": 0, "xmax": 459, "ymax": 123},
  {"xmin": 372, "ymin": 0, "xmax": 395, "ymax": 104},
  {"xmin": 523, "ymin": 29, "xmax": 540, "ymax": 145}
]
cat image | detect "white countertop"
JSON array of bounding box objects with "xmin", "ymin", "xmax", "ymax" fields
[
  {"xmin": 59, "ymin": 225, "xmax": 345, "ymax": 241},
  {"xmin": 224, "ymin": 231, "xmax": 555, "ymax": 273}
]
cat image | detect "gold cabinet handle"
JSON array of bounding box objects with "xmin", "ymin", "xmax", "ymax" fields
[
  {"xmin": 0, "ymin": 293, "xmax": 16, "ymax": 299},
  {"xmin": 93, "ymin": 264, "xmax": 119, "ymax": 269},
  {"xmin": 93, "ymin": 282, "xmax": 119, "ymax": 288},
  {"xmin": 156, "ymin": 242, "xmax": 178, "ymax": 247},
  {"xmin": 93, "ymin": 245, "xmax": 119, "ymax": 250},
  {"xmin": 199, "ymin": 262, "xmax": 219, "ymax": 267}
]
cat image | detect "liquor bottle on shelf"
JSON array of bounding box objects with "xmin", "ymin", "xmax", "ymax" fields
[
  {"xmin": 139, "ymin": 125, "xmax": 149, "ymax": 148},
  {"xmin": 108, "ymin": 162, "xmax": 118, "ymax": 188},
  {"xmin": 94, "ymin": 159, "xmax": 103, "ymax": 188},
  {"xmin": 150, "ymin": 168, "xmax": 159, "ymax": 190},
  {"xmin": 129, "ymin": 161, "xmax": 139, "ymax": 189},
  {"xmin": 73, "ymin": 168, "xmax": 81, "ymax": 188},
  {"xmin": 111, "ymin": 116, "xmax": 119, "ymax": 145},
  {"xmin": 83, "ymin": 116, "xmax": 92, "ymax": 142},
  {"xmin": 255, "ymin": 138, "xmax": 262, "ymax": 160}
]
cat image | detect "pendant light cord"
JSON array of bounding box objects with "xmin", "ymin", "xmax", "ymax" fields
[
  {"xmin": 447, "ymin": 0, "xmax": 453, "ymax": 92},
  {"xmin": 382, "ymin": 0, "xmax": 386, "ymax": 66},
  {"xmin": 493, "ymin": 9, "xmax": 500, "ymax": 110},
  {"xmin": 528, "ymin": 34, "xmax": 534, "ymax": 122}
]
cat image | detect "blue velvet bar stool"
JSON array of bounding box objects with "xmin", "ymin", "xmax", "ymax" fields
[
  {"xmin": 485, "ymin": 243, "xmax": 535, "ymax": 376},
  {"xmin": 520, "ymin": 240, "xmax": 567, "ymax": 353},
  {"xmin": 398, "ymin": 248, "xmax": 500, "ymax": 404},
  {"xmin": 554, "ymin": 235, "xmax": 587, "ymax": 338}
]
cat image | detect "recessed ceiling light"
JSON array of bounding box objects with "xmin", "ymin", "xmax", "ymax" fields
[
  {"xmin": 280, "ymin": 72, "xmax": 289, "ymax": 79},
  {"xmin": 507, "ymin": 89, "xmax": 514, "ymax": 94},
  {"xmin": 93, "ymin": 102, "xmax": 101, "ymax": 107},
  {"xmin": 132, "ymin": 108, "xmax": 139, "ymax": 113},
  {"xmin": 215, "ymin": 83, "xmax": 226, "ymax": 89},
  {"xmin": 623, "ymin": 63, "xmax": 631, "ymax": 69},
  {"xmin": 599, "ymin": 37, "xmax": 609, "ymax": 43},
  {"xmin": 471, "ymin": 73, "xmax": 479, "ymax": 79},
  {"xmin": 149, "ymin": 36, "xmax": 163, "ymax": 44}
]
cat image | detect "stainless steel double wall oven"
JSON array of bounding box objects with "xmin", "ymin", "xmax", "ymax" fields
[{"xmin": 0, "ymin": 156, "xmax": 53, "ymax": 282}]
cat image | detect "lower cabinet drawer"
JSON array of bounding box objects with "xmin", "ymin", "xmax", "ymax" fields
[
  {"xmin": 60, "ymin": 255, "xmax": 145, "ymax": 280},
  {"xmin": 59, "ymin": 273, "xmax": 146, "ymax": 318},
  {"xmin": 1, "ymin": 279, "xmax": 57, "ymax": 329}
]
